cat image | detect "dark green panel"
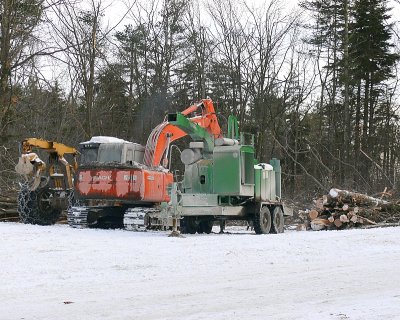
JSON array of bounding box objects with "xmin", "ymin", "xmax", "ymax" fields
[
  {"xmin": 213, "ymin": 146, "xmax": 241, "ymax": 194},
  {"xmin": 254, "ymin": 168, "xmax": 261, "ymax": 200}
]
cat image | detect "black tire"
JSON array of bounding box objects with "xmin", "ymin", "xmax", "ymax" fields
[
  {"xmin": 181, "ymin": 217, "xmax": 197, "ymax": 234},
  {"xmin": 271, "ymin": 206, "xmax": 284, "ymax": 234},
  {"xmin": 198, "ymin": 219, "xmax": 213, "ymax": 234},
  {"xmin": 18, "ymin": 186, "xmax": 61, "ymax": 225},
  {"xmin": 253, "ymin": 206, "xmax": 272, "ymax": 234}
]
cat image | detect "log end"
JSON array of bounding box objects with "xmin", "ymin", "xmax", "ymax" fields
[{"xmin": 329, "ymin": 188, "xmax": 339, "ymax": 198}]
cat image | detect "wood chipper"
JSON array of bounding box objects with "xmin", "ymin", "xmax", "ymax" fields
[{"xmin": 164, "ymin": 99, "xmax": 291, "ymax": 234}]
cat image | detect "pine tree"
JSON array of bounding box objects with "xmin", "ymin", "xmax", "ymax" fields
[
  {"xmin": 349, "ymin": 0, "xmax": 399, "ymax": 181},
  {"xmin": 300, "ymin": 0, "xmax": 349, "ymax": 184}
]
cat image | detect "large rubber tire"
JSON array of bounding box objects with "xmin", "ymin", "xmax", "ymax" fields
[
  {"xmin": 198, "ymin": 219, "xmax": 213, "ymax": 234},
  {"xmin": 271, "ymin": 206, "xmax": 284, "ymax": 234},
  {"xmin": 181, "ymin": 217, "xmax": 197, "ymax": 234},
  {"xmin": 18, "ymin": 186, "xmax": 61, "ymax": 225},
  {"xmin": 253, "ymin": 206, "xmax": 272, "ymax": 234}
]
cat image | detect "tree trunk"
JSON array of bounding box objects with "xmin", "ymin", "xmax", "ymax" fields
[
  {"xmin": 0, "ymin": 0, "xmax": 12, "ymax": 143},
  {"xmin": 343, "ymin": 0, "xmax": 351, "ymax": 177},
  {"xmin": 329, "ymin": 188, "xmax": 389, "ymax": 206}
]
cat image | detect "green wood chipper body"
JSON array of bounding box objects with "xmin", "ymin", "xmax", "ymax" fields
[{"xmin": 166, "ymin": 108, "xmax": 289, "ymax": 235}]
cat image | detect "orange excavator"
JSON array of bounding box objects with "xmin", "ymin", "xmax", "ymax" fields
[
  {"xmin": 68, "ymin": 99, "xmax": 223, "ymax": 229},
  {"xmin": 144, "ymin": 98, "xmax": 222, "ymax": 167}
]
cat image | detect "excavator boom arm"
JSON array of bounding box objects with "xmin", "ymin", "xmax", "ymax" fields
[{"xmin": 144, "ymin": 99, "xmax": 222, "ymax": 167}]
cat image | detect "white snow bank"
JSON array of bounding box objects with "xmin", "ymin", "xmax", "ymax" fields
[{"xmin": 0, "ymin": 223, "xmax": 399, "ymax": 320}]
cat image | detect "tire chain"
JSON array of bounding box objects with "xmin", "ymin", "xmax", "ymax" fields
[
  {"xmin": 67, "ymin": 190, "xmax": 80, "ymax": 211},
  {"xmin": 17, "ymin": 182, "xmax": 34, "ymax": 222}
]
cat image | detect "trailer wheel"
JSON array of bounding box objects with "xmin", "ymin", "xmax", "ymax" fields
[
  {"xmin": 181, "ymin": 217, "xmax": 197, "ymax": 234},
  {"xmin": 271, "ymin": 206, "xmax": 284, "ymax": 234},
  {"xmin": 198, "ymin": 220, "xmax": 213, "ymax": 234},
  {"xmin": 254, "ymin": 206, "xmax": 272, "ymax": 234}
]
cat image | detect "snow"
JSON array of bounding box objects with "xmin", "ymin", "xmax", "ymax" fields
[
  {"xmin": 1, "ymin": 223, "xmax": 400, "ymax": 320},
  {"xmin": 81, "ymin": 136, "xmax": 134, "ymax": 144},
  {"xmin": 254, "ymin": 163, "xmax": 273, "ymax": 170}
]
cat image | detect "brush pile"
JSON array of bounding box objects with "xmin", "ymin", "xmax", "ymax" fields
[
  {"xmin": 298, "ymin": 188, "xmax": 400, "ymax": 231},
  {"xmin": 0, "ymin": 191, "xmax": 19, "ymax": 222}
]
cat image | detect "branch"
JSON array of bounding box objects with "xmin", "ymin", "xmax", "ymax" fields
[{"xmin": 272, "ymin": 135, "xmax": 327, "ymax": 190}]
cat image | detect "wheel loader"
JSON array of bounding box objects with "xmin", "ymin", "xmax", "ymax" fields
[{"xmin": 15, "ymin": 138, "xmax": 78, "ymax": 225}]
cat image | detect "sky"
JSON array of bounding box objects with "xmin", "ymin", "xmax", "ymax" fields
[{"xmin": 38, "ymin": 0, "xmax": 400, "ymax": 89}]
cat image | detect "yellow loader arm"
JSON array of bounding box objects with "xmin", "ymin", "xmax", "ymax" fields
[{"xmin": 15, "ymin": 138, "xmax": 78, "ymax": 191}]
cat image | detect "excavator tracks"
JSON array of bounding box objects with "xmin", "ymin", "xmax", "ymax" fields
[
  {"xmin": 67, "ymin": 206, "xmax": 167, "ymax": 231},
  {"xmin": 67, "ymin": 206, "xmax": 89, "ymax": 228},
  {"xmin": 123, "ymin": 207, "xmax": 160, "ymax": 231}
]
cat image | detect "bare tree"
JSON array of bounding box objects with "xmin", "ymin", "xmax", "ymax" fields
[
  {"xmin": 48, "ymin": 0, "xmax": 108, "ymax": 139},
  {"xmin": 207, "ymin": 0, "xmax": 250, "ymax": 120},
  {"xmin": 1, "ymin": 0, "xmax": 46, "ymax": 143}
]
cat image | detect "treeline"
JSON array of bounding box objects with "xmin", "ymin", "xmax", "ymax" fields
[{"xmin": 0, "ymin": 0, "xmax": 399, "ymax": 200}]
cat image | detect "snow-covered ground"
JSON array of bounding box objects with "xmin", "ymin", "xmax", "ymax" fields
[{"xmin": 1, "ymin": 223, "xmax": 400, "ymax": 320}]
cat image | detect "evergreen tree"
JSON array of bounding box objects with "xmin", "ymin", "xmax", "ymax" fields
[
  {"xmin": 349, "ymin": 0, "xmax": 399, "ymax": 181},
  {"xmin": 300, "ymin": 0, "xmax": 348, "ymax": 184}
]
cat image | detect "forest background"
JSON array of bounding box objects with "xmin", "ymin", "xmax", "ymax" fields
[{"xmin": 1, "ymin": 0, "xmax": 400, "ymax": 202}]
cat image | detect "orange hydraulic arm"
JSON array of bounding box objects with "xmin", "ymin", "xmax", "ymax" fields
[{"xmin": 143, "ymin": 99, "xmax": 222, "ymax": 167}]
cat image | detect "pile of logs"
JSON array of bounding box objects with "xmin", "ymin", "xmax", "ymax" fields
[
  {"xmin": 299, "ymin": 188, "xmax": 400, "ymax": 231},
  {"xmin": 0, "ymin": 192, "xmax": 19, "ymax": 222}
]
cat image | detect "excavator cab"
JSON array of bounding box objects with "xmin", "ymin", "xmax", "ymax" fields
[
  {"xmin": 78, "ymin": 137, "xmax": 145, "ymax": 166},
  {"xmin": 79, "ymin": 142, "xmax": 100, "ymax": 164}
]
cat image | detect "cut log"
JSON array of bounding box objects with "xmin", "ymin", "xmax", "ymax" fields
[
  {"xmin": 339, "ymin": 214, "xmax": 349, "ymax": 223},
  {"xmin": 323, "ymin": 194, "xmax": 337, "ymax": 207},
  {"xmin": 0, "ymin": 195, "xmax": 17, "ymax": 202},
  {"xmin": 342, "ymin": 204, "xmax": 349, "ymax": 211},
  {"xmin": 334, "ymin": 219, "xmax": 343, "ymax": 228},
  {"xmin": 350, "ymin": 215, "xmax": 358, "ymax": 223},
  {"xmin": 310, "ymin": 218, "xmax": 331, "ymax": 231},
  {"xmin": 329, "ymin": 211, "xmax": 342, "ymax": 218},
  {"xmin": 360, "ymin": 222, "xmax": 400, "ymax": 229},
  {"xmin": 298, "ymin": 210, "xmax": 309, "ymax": 221},
  {"xmin": 0, "ymin": 201, "xmax": 17, "ymax": 208},
  {"xmin": 0, "ymin": 216, "xmax": 19, "ymax": 221},
  {"xmin": 314, "ymin": 198, "xmax": 324, "ymax": 210},
  {"xmin": 353, "ymin": 214, "xmax": 377, "ymax": 225},
  {"xmin": 0, "ymin": 213, "xmax": 19, "ymax": 219},
  {"xmin": 0, "ymin": 209, "xmax": 18, "ymax": 215},
  {"xmin": 0, "ymin": 198, "xmax": 17, "ymax": 204},
  {"xmin": 329, "ymin": 188, "xmax": 389, "ymax": 207},
  {"xmin": 296, "ymin": 224, "xmax": 307, "ymax": 231},
  {"xmin": 309, "ymin": 210, "xmax": 319, "ymax": 220},
  {"xmin": 328, "ymin": 216, "xmax": 335, "ymax": 223}
]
